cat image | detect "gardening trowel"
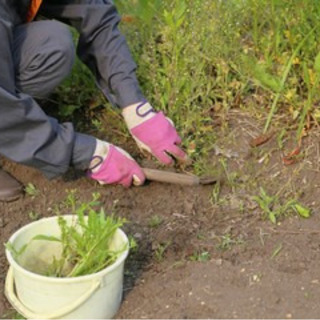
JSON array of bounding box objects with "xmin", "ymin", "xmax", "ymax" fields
[{"xmin": 142, "ymin": 168, "xmax": 217, "ymax": 186}]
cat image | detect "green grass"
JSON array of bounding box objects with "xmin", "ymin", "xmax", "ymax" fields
[
  {"xmin": 50, "ymin": 0, "xmax": 320, "ymax": 218},
  {"xmin": 53, "ymin": 0, "xmax": 320, "ymax": 171},
  {"xmin": 113, "ymin": 0, "xmax": 320, "ymax": 176}
]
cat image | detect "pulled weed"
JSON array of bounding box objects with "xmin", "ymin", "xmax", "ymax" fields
[{"xmin": 6, "ymin": 192, "xmax": 128, "ymax": 277}]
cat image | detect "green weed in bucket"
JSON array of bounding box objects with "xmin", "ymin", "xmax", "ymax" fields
[{"xmin": 6, "ymin": 191, "xmax": 127, "ymax": 278}]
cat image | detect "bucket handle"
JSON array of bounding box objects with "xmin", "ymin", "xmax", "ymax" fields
[{"xmin": 5, "ymin": 266, "xmax": 101, "ymax": 319}]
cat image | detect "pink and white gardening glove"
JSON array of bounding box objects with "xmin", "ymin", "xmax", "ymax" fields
[
  {"xmin": 122, "ymin": 101, "xmax": 187, "ymax": 165},
  {"xmin": 88, "ymin": 139, "xmax": 145, "ymax": 187}
]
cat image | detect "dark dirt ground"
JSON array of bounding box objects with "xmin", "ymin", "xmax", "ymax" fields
[{"xmin": 2, "ymin": 110, "xmax": 320, "ymax": 319}]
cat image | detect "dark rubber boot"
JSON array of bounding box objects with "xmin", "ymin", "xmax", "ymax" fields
[{"xmin": 0, "ymin": 168, "xmax": 23, "ymax": 202}]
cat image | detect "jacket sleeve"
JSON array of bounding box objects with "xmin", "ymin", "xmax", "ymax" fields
[
  {"xmin": 0, "ymin": 5, "xmax": 95, "ymax": 178},
  {"xmin": 39, "ymin": 0, "xmax": 145, "ymax": 108}
]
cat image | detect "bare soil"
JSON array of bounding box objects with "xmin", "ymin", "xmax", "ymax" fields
[{"xmin": 2, "ymin": 110, "xmax": 320, "ymax": 319}]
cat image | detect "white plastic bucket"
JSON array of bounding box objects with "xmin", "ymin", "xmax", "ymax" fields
[{"xmin": 5, "ymin": 215, "xmax": 129, "ymax": 319}]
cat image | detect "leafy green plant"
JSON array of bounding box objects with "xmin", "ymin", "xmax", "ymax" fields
[
  {"xmin": 253, "ymin": 187, "xmax": 311, "ymax": 223},
  {"xmin": 216, "ymin": 233, "xmax": 243, "ymax": 251},
  {"xmin": 189, "ymin": 250, "xmax": 210, "ymax": 262},
  {"xmin": 91, "ymin": 118, "xmax": 103, "ymax": 132},
  {"xmin": 24, "ymin": 183, "xmax": 39, "ymax": 198},
  {"xmin": 154, "ymin": 241, "xmax": 171, "ymax": 262},
  {"xmin": 148, "ymin": 215, "xmax": 163, "ymax": 228},
  {"xmin": 6, "ymin": 192, "xmax": 128, "ymax": 278},
  {"xmin": 28, "ymin": 211, "xmax": 40, "ymax": 221}
]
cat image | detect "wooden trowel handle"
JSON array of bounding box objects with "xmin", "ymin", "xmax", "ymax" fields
[{"xmin": 142, "ymin": 168, "xmax": 200, "ymax": 186}]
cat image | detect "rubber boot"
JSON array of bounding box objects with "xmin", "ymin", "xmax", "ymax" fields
[{"xmin": 0, "ymin": 168, "xmax": 23, "ymax": 202}]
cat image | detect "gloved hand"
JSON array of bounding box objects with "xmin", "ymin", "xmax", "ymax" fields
[
  {"xmin": 88, "ymin": 139, "xmax": 145, "ymax": 187},
  {"xmin": 122, "ymin": 101, "xmax": 187, "ymax": 165}
]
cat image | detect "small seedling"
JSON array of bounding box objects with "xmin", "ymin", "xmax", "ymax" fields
[
  {"xmin": 189, "ymin": 250, "xmax": 210, "ymax": 262},
  {"xmin": 28, "ymin": 211, "xmax": 40, "ymax": 221},
  {"xmin": 148, "ymin": 215, "xmax": 163, "ymax": 228},
  {"xmin": 292, "ymin": 203, "xmax": 311, "ymax": 218},
  {"xmin": 253, "ymin": 187, "xmax": 311, "ymax": 223},
  {"xmin": 24, "ymin": 183, "xmax": 39, "ymax": 197},
  {"xmin": 154, "ymin": 241, "xmax": 171, "ymax": 262},
  {"xmin": 252, "ymin": 188, "xmax": 277, "ymax": 223},
  {"xmin": 271, "ymin": 243, "xmax": 283, "ymax": 259},
  {"xmin": 216, "ymin": 233, "xmax": 243, "ymax": 251},
  {"xmin": 196, "ymin": 233, "xmax": 206, "ymax": 240},
  {"xmin": 128, "ymin": 236, "xmax": 138, "ymax": 253},
  {"xmin": 92, "ymin": 119, "xmax": 103, "ymax": 132}
]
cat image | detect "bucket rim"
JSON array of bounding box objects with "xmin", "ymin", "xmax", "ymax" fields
[{"xmin": 5, "ymin": 215, "xmax": 129, "ymax": 283}]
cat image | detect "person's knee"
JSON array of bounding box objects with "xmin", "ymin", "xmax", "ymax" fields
[
  {"xmin": 15, "ymin": 21, "xmax": 75, "ymax": 97},
  {"xmin": 35, "ymin": 21, "xmax": 75, "ymax": 76},
  {"xmin": 53, "ymin": 23, "xmax": 75, "ymax": 73}
]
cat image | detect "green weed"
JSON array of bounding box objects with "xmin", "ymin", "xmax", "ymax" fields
[
  {"xmin": 28, "ymin": 211, "xmax": 40, "ymax": 221},
  {"xmin": 210, "ymin": 181, "xmax": 221, "ymax": 205},
  {"xmin": 24, "ymin": 183, "xmax": 39, "ymax": 198},
  {"xmin": 154, "ymin": 241, "xmax": 171, "ymax": 262},
  {"xmin": 91, "ymin": 118, "xmax": 104, "ymax": 132},
  {"xmin": 253, "ymin": 187, "xmax": 311, "ymax": 223},
  {"xmin": 216, "ymin": 233, "xmax": 243, "ymax": 251},
  {"xmin": 128, "ymin": 236, "xmax": 138, "ymax": 253},
  {"xmin": 189, "ymin": 250, "xmax": 211, "ymax": 262},
  {"xmin": 148, "ymin": 215, "xmax": 163, "ymax": 228},
  {"xmin": 271, "ymin": 243, "xmax": 283, "ymax": 259}
]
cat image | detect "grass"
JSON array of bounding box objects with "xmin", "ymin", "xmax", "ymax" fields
[
  {"xmin": 52, "ymin": 0, "xmax": 320, "ymax": 170},
  {"xmin": 49, "ymin": 0, "xmax": 319, "ymax": 221},
  {"xmin": 116, "ymin": 0, "xmax": 320, "ymax": 142}
]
